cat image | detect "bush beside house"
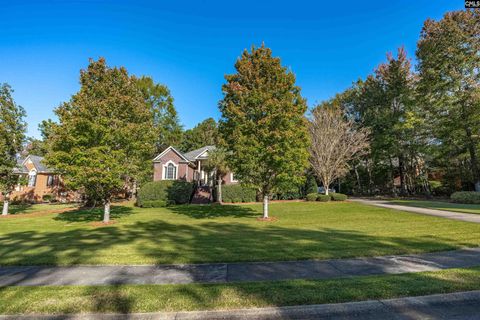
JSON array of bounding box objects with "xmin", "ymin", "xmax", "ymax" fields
[
  {"xmin": 222, "ymin": 185, "xmax": 256, "ymax": 203},
  {"xmin": 137, "ymin": 181, "xmax": 194, "ymax": 207},
  {"xmin": 451, "ymin": 191, "xmax": 480, "ymax": 204}
]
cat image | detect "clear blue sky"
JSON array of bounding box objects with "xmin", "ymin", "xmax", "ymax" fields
[{"xmin": 1, "ymin": 0, "xmax": 464, "ymax": 138}]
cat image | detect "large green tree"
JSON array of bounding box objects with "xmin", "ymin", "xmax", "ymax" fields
[
  {"xmin": 22, "ymin": 119, "xmax": 57, "ymax": 157},
  {"xmin": 136, "ymin": 76, "xmax": 183, "ymax": 154},
  {"xmin": 345, "ymin": 48, "xmax": 424, "ymax": 195},
  {"xmin": 417, "ymin": 9, "xmax": 480, "ymax": 191},
  {"xmin": 180, "ymin": 118, "xmax": 218, "ymax": 152},
  {"xmin": 219, "ymin": 44, "xmax": 309, "ymax": 218},
  {"xmin": 46, "ymin": 58, "xmax": 155, "ymax": 222},
  {"xmin": 0, "ymin": 84, "xmax": 26, "ymax": 215}
]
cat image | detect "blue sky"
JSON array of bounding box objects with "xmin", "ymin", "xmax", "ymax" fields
[{"xmin": 1, "ymin": 0, "xmax": 464, "ymax": 138}]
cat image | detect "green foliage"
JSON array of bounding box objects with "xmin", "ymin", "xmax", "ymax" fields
[
  {"xmin": 135, "ymin": 76, "xmax": 183, "ymax": 154},
  {"xmin": 304, "ymin": 174, "xmax": 318, "ymax": 195},
  {"xmin": 417, "ymin": 10, "xmax": 480, "ymax": 191},
  {"xmin": 451, "ymin": 192, "xmax": 480, "ymax": 205},
  {"xmin": 137, "ymin": 180, "xmax": 194, "ymax": 206},
  {"xmin": 306, "ymin": 193, "xmax": 318, "ymax": 202},
  {"xmin": 331, "ymin": 193, "xmax": 348, "ymax": 201},
  {"xmin": 222, "ymin": 184, "xmax": 256, "ymax": 203},
  {"xmin": 180, "ymin": 118, "xmax": 218, "ymax": 152},
  {"xmin": 42, "ymin": 194, "xmax": 54, "ymax": 202},
  {"xmin": 317, "ymin": 194, "xmax": 331, "ymax": 202},
  {"xmin": 219, "ymin": 44, "xmax": 309, "ymax": 206},
  {"xmin": 140, "ymin": 200, "xmax": 168, "ymax": 208},
  {"xmin": 0, "ymin": 83, "xmax": 27, "ymax": 200},
  {"xmin": 45, "ymin": 58, "xmax": 156, "ymax": 208}
]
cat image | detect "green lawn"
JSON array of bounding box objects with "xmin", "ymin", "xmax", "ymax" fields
[
  {"xmin": 3, "ymin": 203, "xmax": 77, "ymax": 215},
  {"xmin": 1, "ymin": 201, "xmax": 480, "ymax": 266},
  {"xmin": 1, "ymin": 267, "xmax": 480, "ymax": 314},
  {"xmin": 389, "ymin": 199, "xmax": 480, "ymax": 215}
]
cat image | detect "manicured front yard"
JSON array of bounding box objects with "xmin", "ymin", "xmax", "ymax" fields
[
  {"xmin": 2, "ymin": 267, "xmax": 480, "ymax": 314},
  {"xmin": 1, "ymin": 201, "xmax": 479, "ymax": 266},
  {"xmin": 2, "ymin": 203, "xmax": 77, "ymax": 215},
  {"xmin": 389, "ymin": 199, "xmax": 480, "ymax": 215}
]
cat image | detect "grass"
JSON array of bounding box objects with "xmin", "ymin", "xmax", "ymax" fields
[
  {"xmin": 389, "ymin": 199, "xmax": 480, "ymax": 215},
  {"xmin": 0, "ymin": 201, "xmax": 480, "ymax": 265},
  {"xmin": 3, "ymin": 203, "xmax": 77, "ymax": 215},
  {"xmin": 1, "ymin": 267, "xmax": 480, "ymax": 314}
]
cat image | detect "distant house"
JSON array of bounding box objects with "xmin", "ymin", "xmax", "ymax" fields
[
  {"xmin": 153, "ymin": 146, "xmax": 238, "ymax": 186},
  {"xmin": 6, "ymin": 155, "xmax": 75, "ymax": 203}
]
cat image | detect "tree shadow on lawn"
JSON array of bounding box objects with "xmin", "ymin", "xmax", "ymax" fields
[
  {"xmin": 168, "ymin": 204, "xmax": 258, "ymax": 219},
  {"xmin": 0, "ymin": 217, "xmax": 479, "ymax": 314},
  {"xmin": 53, "ymin": 205, "xmax": 134, "ymax": 223}
]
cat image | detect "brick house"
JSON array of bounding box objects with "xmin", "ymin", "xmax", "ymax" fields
[
  {"xmin": 153, "ymin": 146, "xmax": 238, "ymax": 186},
  {"xmin": 5, "ymin": 155, "xmax": 74, "ymax": 203}
]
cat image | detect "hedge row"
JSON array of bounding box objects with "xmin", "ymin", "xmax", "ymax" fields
[
  {"xmin": 222, "ymin": 184, "xmax": 257, "ymax": 203},
  {"xmin": 137, "ymin": 180, "xmax": 194, "ymax": 207},
  {"xmin": 451, "ymin": 191, "xmax": 480, "ymax": 204},
  {"xmin": 305, "ymin": 193, "xmax": 348, "ymax": 202}
]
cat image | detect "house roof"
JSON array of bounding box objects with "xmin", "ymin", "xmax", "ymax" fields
[
  {"xmin": 14, "ymin": 155, "xmax": 54, "ymax": 174},
  {"xmin": 153, "ymin": 145, "xmax": 217, "ymax": 163},
  {"xmin": 183, "ymin": 145, "xmax": 216, "ymax": 161}
]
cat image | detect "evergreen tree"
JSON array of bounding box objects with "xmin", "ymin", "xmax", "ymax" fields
[
  {"xmin": 180, "ymin": 118, "xmax": 218, "ymax": 152},
  {"xmin": 136, "ymin": 76, "xmax": 183, "ymax": 154},
  {"xmin": 417, "ymin": 9, "xmax": 480, "ymax": 191},
  {"xmin": 220, "ymin": 44, "xmax": 309, "ymax": 218}
]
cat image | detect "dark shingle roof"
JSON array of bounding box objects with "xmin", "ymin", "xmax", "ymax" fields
[
  {"xmin": 183, "ymin": 145, "xmax": 216, "ymax": 161},
  {"xmin": 15, "ymin": 155, "xmax": 54, "ymax": 173}
]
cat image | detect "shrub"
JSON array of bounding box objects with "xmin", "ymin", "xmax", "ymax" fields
[
  {"xmin": 451, "ymin": 191, "xmax": 480, "ymax": 204},
  {"xmin": 306, "ymin": 193, "xmax": 318, "ymax": 201},
  {"xmin": 317, "ymin": 194, "xmax": 330, "ymax": 202},
  {"xmin": 331, "ymin": 193, "xmax": 348, "ymax": 201},
  {"xmin": 304, "ymin": 175, "xmax": 318, "ymax": 195},
  {"xmin": 42, "ymin": 194, "xmax": 54, "ymax": 202},
  {"xmin": 222, "ymin": 184, "xmax": 256, "ymax": 203},
  {"xmin": 141, "ymin": 200, "xmax": 168, "ymax": 208},
  {"xmin": 137, "ymin": 181, "xmax": 194, "ymax": 207}
]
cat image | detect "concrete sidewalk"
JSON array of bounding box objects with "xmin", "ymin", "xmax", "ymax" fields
[
  {"xmin": 350, "ymin": 198, "xmax": 480, "ymax": 223},
  {"xmin": 2, "ymin": 247, "xmax": 480, "ymax": 287},
  {"xmin": 2, "ymin": 290, "xmax": 480, "ymax": 319}
]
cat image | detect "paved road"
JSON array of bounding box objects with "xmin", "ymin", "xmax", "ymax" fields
[
  {"xmin": 2, "ymin": 290, "xmax": 480, "ymax": 319},
  {"xmin": 2, "ymin": 247, "xmax": 480, "ymax": 286},
  {"xmin": 350, "ymin": 198, "xmax": 480, "ymax": 223}
]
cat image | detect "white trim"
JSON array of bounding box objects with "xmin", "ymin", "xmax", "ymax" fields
[
  {"xmin": 196, "ymin": 149, "xmax": 209, "ymax": 159},
  {"xmin": 153, "ymin": 146, "xmax": 189, "ymax": 162},
  {"xmin": 230, "ymin": 172, "xmax": 238, "ymax": 183},
  {"xmin": 163, "ymin": 160, "xmax": 178, "ymax": 180}
]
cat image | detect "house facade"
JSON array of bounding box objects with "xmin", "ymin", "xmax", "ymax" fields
[
  {"xmin": 153, "ymin": 146, "xmax": 238, "ymax": 186},
  {"xmin": 2, "ymin": 155, "xmax": 76, "ymax": 203}
]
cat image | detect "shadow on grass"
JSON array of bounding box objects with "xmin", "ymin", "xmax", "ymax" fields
[
  {"xmin": 167, "ymin": 204, "xmax": 257, "ymax": 219},
  {"xmin": 1, "ymin": 203, "xmax": 480, "ymax": 314},
  {"xmin": 53, "ymin": 205, "xmax": 134, "ymax": 223},
  {"xmin": 7, "ymin": 204, "xmax": 33, "ymax": 215}
]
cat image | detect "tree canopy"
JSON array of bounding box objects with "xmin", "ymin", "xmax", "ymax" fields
[
  {"xmin": 219, "ymin": 44, "xmax": 309, "ymax": 218},
  {"xmin": 0, "ymin": 83, "xmax": 26, "ymax": 215},
  {"xmin": 46, "ymin": 58, "xmax": 156, "ymax": 222}
]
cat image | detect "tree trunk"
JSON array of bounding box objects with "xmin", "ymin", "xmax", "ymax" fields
[
  {"xmin": 466, "ymin": 128, "xmax": 480, "ymax": 192},
  {"xmin": 262, "ymin": 194, "xmax": 269, "ymax": 219},
  {"xmin": 217, "ymin": 178, "xmax": 222, "ymax": 203},
  {"xmin": 103, "ymin": 200, "xmax": 111, "ymax": 223},
  {"xmin": 2, "ymin": 194, "xmax": 9, "ymax": 216},
  {"xmin": 131, "ymin": 179, "xmax": 137, "ymax": 201},
  {"xmin": 354, "ymin": 165, "xmax": 362, "ymax": 194},
  {"xmin": 324, "ymin": 180, "xmax": 330, "ymax": 195},
  {"xmin": 399, "ymin": 156, "xmax": 408, "ymax": 196}
]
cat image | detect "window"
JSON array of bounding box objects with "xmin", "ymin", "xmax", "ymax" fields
[
  {"xmin": 28, "ymin": 170, "xmax": 37, "ymax": 187},
  {"xmin": 164, "ymin": 162, "xmax": 177, "ymax": 180},
  {"xmin": 46, "ymin": 175, "xmax": 54, "ymax": 187}
]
